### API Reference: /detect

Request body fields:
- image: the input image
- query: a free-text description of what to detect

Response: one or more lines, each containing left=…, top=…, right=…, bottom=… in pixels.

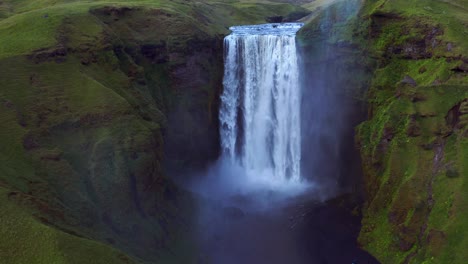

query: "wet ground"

left=195, top=192, right=380, bottom=264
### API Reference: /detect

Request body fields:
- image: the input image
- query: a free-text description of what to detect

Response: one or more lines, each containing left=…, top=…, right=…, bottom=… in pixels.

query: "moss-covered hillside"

left=356, top=0, right=468, bottom=263
left=0, top=0, right=309, bottom=263
left=298, top=0, right=467, bottom=262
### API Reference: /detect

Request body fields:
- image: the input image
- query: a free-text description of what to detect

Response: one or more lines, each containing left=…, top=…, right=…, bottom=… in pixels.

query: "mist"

left=299, top=0, right=367, bottom=199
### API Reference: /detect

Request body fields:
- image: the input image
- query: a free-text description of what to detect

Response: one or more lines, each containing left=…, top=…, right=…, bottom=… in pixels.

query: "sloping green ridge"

left=0, top=0, right=305, bottom=58
left=0, top=185, right=136, bottom=263
left=0, top=54, right=152, bottom=263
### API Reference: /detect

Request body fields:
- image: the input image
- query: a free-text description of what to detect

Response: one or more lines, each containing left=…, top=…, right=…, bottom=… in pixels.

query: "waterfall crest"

left=220, top=23, right=303, bottom=185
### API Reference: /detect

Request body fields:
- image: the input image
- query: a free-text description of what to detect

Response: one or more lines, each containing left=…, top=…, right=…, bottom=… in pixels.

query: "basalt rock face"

left=90, top=6, right=224, bottom=177
left=355, top=1, right=468, bottom=263
left=0, top=1, right=308, bottom=262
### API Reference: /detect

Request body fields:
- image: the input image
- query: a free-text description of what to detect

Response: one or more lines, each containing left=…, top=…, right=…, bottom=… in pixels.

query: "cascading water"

left=219, top=23, right=304, bottom=189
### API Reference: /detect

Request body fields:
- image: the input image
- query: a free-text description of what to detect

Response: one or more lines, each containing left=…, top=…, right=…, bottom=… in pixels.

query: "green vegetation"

left=0, top=186, right=136, bottom=263
left=355, top=0, right=468, bottom=263
left=0, top=0, right=308, bottom=59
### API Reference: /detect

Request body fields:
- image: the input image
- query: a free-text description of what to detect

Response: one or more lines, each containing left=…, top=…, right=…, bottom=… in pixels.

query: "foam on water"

left=229, top=23, right=304, bottom=35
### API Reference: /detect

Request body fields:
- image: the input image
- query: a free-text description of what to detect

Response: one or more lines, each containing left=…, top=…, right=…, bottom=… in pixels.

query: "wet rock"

left=266, top=16, right=284, bottom=23
left=401, top=75, right=417, bottom=87
left=380, top=127, right=395, bottom=146
left=451, top=62, right=468, bottom=73
left=80, top=57, right=90, bottom=65
left=23, top=134, right=39, bottom=150
left=421, top=142, right=435, bottom=150
left=140, top=42, right=168, bottom=63
left=283, top=10, right=311, bottom=22
left=447, top=42, right=453, bottom=52
left=28, top=46, right=68, bottom=64
left=398, top=239, right=414, bottom=252
left=381, top=23, right=443, bottom=59
left=446, top=99, right=468, bottom=129
left=407, top=117, right=421, bottom=137
left=411, top=92, right=427, bottom=102
left=40, top=150, right=63, bottom=161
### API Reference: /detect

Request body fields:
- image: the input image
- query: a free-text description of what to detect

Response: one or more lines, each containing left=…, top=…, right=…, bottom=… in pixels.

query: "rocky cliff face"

left=355, top=1, right=468, bottom=263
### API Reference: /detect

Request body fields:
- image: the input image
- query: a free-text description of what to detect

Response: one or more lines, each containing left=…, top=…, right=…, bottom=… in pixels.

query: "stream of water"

left=220, top=23, right=304, bottom=188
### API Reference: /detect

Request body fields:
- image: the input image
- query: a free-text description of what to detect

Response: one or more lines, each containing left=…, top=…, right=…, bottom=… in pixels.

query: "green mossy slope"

left=0, top=186, right=136, bottom=263
left=356, top=0, right=468, bottom=263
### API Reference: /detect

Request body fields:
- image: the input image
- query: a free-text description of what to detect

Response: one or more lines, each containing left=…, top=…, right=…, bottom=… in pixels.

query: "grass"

left=426, top=131, right=468, bottom=263
left=0, top=10, right=59, bottom=58
left=381, top=0, right=468, bottom=53
left=355, top=0, right=468, bottom=262
left=0, top=95, right=34, bottom=193
left=362, top=0, right=468, bottom=55
left=359, top=81, right=467, bottom=263
left=0, top=186, right=137, bottom=264
left=0, top=51, right=160, bottom=262
left=0, top=0, right=308, bottom=59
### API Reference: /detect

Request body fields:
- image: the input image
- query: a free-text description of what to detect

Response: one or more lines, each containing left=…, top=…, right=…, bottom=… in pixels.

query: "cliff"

left=298, top=0, right=467, bottom=263
left=0, top=0, right=307, bottom=262
left=355, top=1, right=468, bottom=263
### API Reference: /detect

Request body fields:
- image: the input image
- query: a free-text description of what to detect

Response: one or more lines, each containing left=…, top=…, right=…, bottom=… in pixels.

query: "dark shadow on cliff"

left=297, top=0, right=372, bottom=201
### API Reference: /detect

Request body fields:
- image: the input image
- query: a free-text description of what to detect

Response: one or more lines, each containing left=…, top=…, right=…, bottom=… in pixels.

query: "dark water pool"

left=195, top=193, right=380, bottom=264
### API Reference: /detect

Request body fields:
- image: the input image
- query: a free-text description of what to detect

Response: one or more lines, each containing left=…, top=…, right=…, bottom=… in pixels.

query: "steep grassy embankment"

left=0, top=0, right=309, bottom=262
left=298, top=0, right=467, bottom=262
left=356, top=0, right=468, bottom=263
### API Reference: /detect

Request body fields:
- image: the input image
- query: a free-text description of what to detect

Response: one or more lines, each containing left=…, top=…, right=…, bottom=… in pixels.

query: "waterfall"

left=219, top=23, right=303, bottom=185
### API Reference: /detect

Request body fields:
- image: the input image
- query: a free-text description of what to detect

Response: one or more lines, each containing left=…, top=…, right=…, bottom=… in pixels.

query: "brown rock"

left=451, top=63, right=468, bottom=73
left=447, top=42, right=453, bottom=52
left=3, top=100, right=13, bottom=109
left=401, top=75, right=417, bottom=87
left=407, top=115, right=421, bottom=137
